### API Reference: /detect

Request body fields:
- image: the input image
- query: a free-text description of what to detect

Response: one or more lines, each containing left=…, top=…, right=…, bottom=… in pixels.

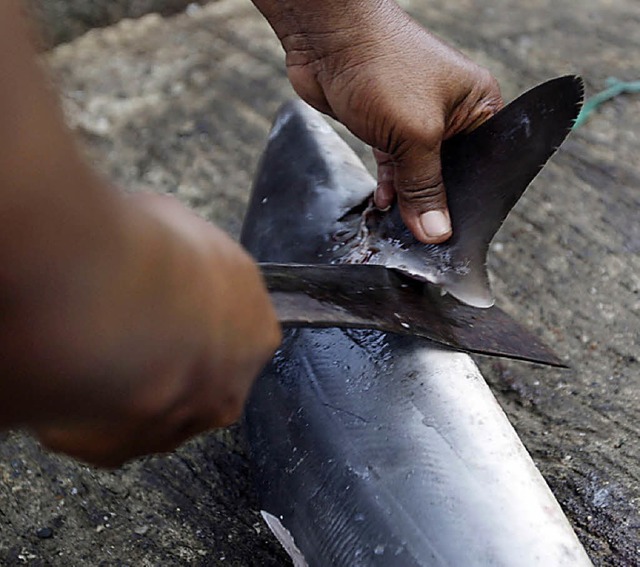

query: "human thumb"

left=394, top=142, right=452, bottom=244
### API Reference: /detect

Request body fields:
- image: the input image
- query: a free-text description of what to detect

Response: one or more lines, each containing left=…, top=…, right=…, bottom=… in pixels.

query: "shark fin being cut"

left=351, top=75, right=584, bottom=307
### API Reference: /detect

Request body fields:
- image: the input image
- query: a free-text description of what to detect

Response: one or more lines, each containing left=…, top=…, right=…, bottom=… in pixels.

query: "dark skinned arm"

left=252, top=0, right=503, bottom=242
left=0, top=1, right=280, bottom=466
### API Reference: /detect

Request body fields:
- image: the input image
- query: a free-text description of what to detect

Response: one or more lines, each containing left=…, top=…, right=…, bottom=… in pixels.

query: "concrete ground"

left=0, top=0, right=638, bottom=565
left=26, top=0, right=207, bottom=47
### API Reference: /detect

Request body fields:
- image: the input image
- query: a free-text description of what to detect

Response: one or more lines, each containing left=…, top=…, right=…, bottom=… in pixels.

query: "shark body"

left=241, top=77, right=592, bottom=566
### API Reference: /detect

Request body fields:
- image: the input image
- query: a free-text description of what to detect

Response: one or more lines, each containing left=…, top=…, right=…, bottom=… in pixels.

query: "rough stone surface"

left=27, top=0, right=208, bottom=47
left=0, top=0, right=638, bottom=565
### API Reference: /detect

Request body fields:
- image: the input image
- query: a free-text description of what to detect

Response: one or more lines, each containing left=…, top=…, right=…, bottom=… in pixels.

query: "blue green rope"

left=573, top=78, right=640, bottom=129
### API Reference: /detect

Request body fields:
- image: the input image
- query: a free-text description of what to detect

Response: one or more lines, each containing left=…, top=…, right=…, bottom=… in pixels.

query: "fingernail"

left=420, top=210, right=451, bottom=239
left=375, top=184, right=394, bottom=210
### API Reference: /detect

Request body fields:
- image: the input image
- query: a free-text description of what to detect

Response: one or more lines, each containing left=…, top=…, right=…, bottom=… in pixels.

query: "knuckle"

left=399, top=122, right=444, bottom=155
left=467, top=68, right=504, bottom=117
left=478, top=67, right=503, bottom=102
left=401, top=191, right=445, bottom=210
left=444, top=65, right=504, bottom=136
left=397, top=179, right=445, bottom=209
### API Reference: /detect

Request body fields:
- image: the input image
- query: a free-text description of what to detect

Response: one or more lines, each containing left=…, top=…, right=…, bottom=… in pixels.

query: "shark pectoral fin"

left=439, top=75, right=584, bottom=304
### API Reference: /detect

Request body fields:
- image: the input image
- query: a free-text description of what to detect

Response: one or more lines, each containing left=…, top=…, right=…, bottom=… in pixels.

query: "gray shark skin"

left=241, top=77, right=592, bottom=566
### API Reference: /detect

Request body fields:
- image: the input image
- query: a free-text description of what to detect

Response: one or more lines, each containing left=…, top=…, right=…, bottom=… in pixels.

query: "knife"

left=260, top=262, right=565, bottom=367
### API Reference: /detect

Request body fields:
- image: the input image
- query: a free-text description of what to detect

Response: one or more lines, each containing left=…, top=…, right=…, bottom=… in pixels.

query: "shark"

left=240, top=76, right=593, bottom=566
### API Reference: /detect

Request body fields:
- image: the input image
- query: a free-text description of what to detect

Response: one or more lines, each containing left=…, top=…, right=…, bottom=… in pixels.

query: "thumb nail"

left=420, top=210, right=451, bottom=239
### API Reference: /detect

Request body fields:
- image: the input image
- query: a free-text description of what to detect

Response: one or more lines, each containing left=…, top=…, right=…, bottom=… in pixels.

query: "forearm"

left=252, top=0, right=394, bottom=30
left=251, top=0, right=407, bottom=59
left=0, top=2, right=194, bottom=427
left=0, top=2, right=127, bottom=294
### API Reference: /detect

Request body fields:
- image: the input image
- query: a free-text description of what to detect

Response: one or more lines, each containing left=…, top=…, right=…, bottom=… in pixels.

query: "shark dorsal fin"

left=365, top=75, right=584, bottom=307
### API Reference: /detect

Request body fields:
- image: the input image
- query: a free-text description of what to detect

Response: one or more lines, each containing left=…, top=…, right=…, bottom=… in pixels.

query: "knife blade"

left=260, top=262, right=565, bottom=367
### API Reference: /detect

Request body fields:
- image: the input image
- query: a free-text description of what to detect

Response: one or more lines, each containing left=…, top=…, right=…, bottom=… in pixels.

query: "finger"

left=373, top=149, right=395, bottom=210
left=395, top=143, right=452, bottom=244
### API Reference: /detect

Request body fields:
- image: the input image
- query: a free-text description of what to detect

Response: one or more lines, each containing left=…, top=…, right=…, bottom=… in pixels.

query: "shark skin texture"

left=241, top=77, right=593, bottom=566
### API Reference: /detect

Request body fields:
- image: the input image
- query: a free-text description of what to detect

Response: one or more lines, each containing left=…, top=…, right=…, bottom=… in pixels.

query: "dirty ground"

left=0, top=0, right=638, bottom=565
